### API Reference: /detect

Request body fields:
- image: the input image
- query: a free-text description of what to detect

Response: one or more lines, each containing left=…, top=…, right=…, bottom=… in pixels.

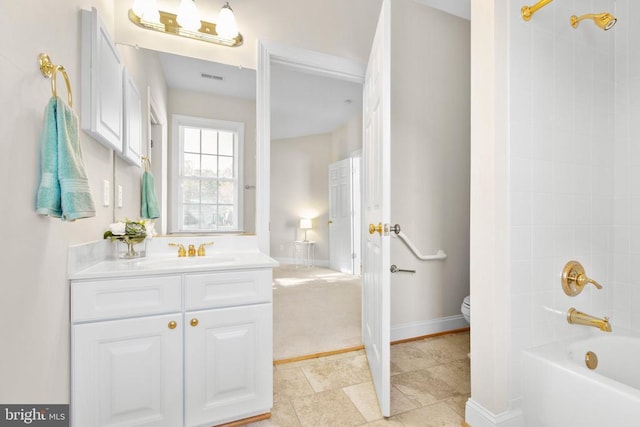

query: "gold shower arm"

left=521, top=0, right=553, bottom=21
left=570, top=12, right=617, bottom=31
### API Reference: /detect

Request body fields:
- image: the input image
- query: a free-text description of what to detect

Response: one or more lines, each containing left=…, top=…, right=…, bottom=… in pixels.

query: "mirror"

left=116, top=45, right=257, bottom=235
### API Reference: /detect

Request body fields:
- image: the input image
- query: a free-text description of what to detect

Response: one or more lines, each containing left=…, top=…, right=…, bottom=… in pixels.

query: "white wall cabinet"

left=121, top=69, right=143, bottom=166
left=71, top=269, right=273, bottom=427
left=81, top=7, right=124, bottom=152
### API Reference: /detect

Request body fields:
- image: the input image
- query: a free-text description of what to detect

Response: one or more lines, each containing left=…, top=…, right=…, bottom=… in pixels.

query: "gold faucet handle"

left=168, top=243, right=186, bottom=257
left=562, top=261, right=603, bottom=296
left=188, top=244, right=196, bottom=257
left=197, top=242, right=214, bottom=256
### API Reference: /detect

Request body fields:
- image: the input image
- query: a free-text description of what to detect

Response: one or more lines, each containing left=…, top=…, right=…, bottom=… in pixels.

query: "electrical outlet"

left=117, top=185, right=123, bottom=208
left=102, top=180, right=110, bottom=207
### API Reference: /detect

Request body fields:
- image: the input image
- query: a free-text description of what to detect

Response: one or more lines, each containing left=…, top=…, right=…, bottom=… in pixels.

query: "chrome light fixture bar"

left=128, top=6, right=243, bottom=48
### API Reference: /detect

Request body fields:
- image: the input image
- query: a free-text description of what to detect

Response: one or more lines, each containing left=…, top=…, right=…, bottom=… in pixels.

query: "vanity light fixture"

left=521, top=0, right=553, bottom=21
left=570, top=12, right=617, bottom=31
left=128, top=0, right=243, bottom=47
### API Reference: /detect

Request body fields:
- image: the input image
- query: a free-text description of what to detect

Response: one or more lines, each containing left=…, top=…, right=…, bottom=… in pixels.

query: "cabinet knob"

left=190, top=318, right=199, bottom=327
left=168, top=321, right=177, bottom=330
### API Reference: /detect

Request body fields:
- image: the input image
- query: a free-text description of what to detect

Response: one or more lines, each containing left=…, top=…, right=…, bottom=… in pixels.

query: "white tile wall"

left=508, top=0, right=617, bottom=403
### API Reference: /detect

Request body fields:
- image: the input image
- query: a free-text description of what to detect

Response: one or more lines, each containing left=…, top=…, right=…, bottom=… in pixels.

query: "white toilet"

left=461, top=295, right=471, bottom=324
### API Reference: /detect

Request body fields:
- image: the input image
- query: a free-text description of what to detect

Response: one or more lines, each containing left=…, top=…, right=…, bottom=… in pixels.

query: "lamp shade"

left=299, top=218, right=312, bottom=230
left=216, top=2, right=239, bottom=39
left=177, top=0, right=201, bottom=31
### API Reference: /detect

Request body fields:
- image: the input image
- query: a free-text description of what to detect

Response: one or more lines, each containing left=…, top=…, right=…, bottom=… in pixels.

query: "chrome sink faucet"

left=567, top=307, right=612, bottom=332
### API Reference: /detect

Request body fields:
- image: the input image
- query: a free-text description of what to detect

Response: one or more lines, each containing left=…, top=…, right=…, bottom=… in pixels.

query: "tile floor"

left=250, top=331, right=470, bottom=427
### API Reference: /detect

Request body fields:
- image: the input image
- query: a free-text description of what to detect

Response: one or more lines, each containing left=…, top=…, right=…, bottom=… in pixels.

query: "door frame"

left=255, top=41, right=366, bottom=254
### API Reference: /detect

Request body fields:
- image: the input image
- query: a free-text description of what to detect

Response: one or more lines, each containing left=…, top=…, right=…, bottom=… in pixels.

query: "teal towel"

left=36, top=97, right=95, bottom=221
left=141, top=171, right=160, bottom=219
left=36, top=98, right=62, bottom=217
left=57, top=97, right=95, bottom=220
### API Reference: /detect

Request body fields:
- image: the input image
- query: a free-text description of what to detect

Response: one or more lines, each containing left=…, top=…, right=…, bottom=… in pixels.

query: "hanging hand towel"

left=36, top=98, right=62, bottom=217
left=56, top=97, right=96, bottom=220
left=141, top=170, right=160, bottom=219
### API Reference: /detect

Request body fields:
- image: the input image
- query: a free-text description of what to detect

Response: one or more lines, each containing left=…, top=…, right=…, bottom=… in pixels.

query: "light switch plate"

left=102, top=180, right=110, bottom=207
left=117, top=185, right=123, bottom=208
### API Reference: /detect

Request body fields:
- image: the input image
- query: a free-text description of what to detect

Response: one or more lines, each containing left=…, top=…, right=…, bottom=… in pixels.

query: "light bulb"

left=132, top=0, right=160, bottom=23
left=177, top=0, right=201, bottom=31
left=216, top=2, right=238, bottom=39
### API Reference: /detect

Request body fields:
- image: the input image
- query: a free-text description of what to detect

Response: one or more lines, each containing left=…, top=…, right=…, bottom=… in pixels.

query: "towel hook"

left=141, top=156, right=151, bottom=172
left=38, top=53, right=73, bottom=107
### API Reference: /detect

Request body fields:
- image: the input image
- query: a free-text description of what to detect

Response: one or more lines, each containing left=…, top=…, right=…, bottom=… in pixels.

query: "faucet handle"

left=168, top=243, right=186, bottom=257
left=188, top=244, right=196, bottom=257
left=197, top=242, right=214, bottom=256
left=562, top=261, right=603, bottom=296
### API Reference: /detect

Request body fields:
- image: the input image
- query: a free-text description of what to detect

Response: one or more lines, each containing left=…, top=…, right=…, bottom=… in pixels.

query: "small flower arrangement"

left=104, top=219, right=156, bottom=258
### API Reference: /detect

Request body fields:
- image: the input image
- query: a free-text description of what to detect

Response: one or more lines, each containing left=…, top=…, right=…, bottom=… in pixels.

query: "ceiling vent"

left=201, top=73, right=224, bottom=81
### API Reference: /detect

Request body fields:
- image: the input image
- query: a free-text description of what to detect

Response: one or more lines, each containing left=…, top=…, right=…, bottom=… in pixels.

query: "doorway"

left=264, top=45, right=366, bottom=361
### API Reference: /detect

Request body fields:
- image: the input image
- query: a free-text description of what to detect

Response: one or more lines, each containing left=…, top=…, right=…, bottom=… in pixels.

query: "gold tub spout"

left=567, top=308, right=612, bottom=332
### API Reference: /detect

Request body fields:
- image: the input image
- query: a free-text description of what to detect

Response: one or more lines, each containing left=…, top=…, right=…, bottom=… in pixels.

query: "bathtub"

left=522, top=330, right=640, bottom=426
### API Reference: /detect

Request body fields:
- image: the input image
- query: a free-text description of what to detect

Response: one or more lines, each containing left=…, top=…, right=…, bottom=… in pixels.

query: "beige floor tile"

left=442, top=394, right=469, bottom=418
left=248, top=400, right=301, bottom=427
left=361, top=418, right=405, bottom=426
left=390, top=385, right=419, bottom=416
left=410, top=334, right=469, bottom=365
left=274, top=367, right=315, bottom=401
left=427, top=360, right=470, bottom=395
left=301, top=354, right=372, bottom=392
left=343, top=382, right=382, bottom=422
left=390, top=343, right=442, bottom=373
left=291, top=389, right=366, bottom=427
left=391, top=369, right=458, bottom=407
left=393, top=402, right=463, bottom=426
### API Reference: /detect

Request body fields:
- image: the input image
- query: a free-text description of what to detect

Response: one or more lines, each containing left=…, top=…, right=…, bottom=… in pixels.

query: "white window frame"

left=170, top=115, right=244, bottom=233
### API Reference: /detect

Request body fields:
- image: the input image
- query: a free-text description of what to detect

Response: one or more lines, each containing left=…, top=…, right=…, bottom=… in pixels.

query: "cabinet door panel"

left=72, top=314, right=182, bottom=427
left=185, top=304, right=272, bottom=427
left=80, top=7, right=123, bottom=151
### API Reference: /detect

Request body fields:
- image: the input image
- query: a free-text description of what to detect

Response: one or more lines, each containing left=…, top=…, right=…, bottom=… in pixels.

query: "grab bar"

left=390, top=224, right=447, bottom=261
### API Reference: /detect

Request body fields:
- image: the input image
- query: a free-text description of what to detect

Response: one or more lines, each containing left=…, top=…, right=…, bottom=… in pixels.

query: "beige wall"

left=331, top=113, right=363, bottom=162
left=389, top=0, right=470, bottom=332
left=0, top=0, right=114, bottom=403
left=270, top=133, right=333, bottom=263
left=167, top=89, right=257, bottom=233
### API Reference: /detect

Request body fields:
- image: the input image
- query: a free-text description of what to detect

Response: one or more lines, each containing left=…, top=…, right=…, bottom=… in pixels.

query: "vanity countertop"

left=69, top=250, right=279, bottom=280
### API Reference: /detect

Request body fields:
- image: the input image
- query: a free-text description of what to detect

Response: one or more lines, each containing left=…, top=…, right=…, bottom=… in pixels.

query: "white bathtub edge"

left=465, top=398, right=524, bottom=427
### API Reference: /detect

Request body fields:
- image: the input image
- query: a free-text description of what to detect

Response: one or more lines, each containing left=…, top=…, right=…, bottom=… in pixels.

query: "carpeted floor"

left=273, top=264, right=362, bottom=361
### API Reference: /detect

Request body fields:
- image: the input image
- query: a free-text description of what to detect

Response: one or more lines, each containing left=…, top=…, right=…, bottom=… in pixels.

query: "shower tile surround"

left=507, top=0, right=640, bottom=408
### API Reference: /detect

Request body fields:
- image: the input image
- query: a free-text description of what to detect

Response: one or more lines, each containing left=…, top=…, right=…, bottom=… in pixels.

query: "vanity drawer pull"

left=168, top=321, right=177, bottom=330
left=190, top=318, right=199, bottom=327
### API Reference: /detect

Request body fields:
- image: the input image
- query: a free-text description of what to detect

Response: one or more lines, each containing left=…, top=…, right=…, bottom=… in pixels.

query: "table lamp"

left=300, top=218, right=312, bottom=241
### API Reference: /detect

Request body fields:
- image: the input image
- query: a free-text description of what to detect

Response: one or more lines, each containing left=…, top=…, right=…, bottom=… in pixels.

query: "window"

left=172, top=115, right=244, bottom=232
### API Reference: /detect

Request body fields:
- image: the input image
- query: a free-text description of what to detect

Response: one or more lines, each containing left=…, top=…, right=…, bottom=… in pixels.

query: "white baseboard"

left=390, top=315, right=469, bottom=341
left=465, top=398, right=524, bottom=427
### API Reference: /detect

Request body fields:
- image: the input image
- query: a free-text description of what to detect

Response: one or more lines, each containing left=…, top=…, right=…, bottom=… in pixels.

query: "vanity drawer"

left=71, top=275, right=182, bottom=322
left=185, top=269, right=272, bottom=310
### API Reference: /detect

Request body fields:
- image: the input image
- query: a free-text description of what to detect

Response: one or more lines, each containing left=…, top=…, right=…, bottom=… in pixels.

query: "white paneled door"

left=362, top=0, right=391, bottom=417
left=329, top=158, right=354, bottom=274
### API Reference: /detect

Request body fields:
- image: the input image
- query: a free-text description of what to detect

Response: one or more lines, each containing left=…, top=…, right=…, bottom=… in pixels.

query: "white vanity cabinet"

left=183, top=271, right=273, bottom=427
left=71, top=267, right=273, bottom=427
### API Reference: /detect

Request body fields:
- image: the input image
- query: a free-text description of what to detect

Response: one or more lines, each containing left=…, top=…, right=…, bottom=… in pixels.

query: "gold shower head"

left=570, top=12, right=617, bottom=31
